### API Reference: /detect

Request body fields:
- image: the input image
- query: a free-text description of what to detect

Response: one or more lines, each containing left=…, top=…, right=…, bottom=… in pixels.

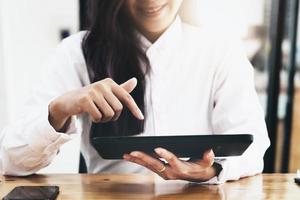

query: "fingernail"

left=138, top=110, right=144, bottom=120
left=129, top=78, right=138, bottom=87
left=132, top=77, right=137, bottom=83
left=155, top=148, right=162, bottom=155
left=130, top=152, right=139, bottom=157
left=123, top=154, right=130, bottom=159
left=208, top=149, right=214, bottom=158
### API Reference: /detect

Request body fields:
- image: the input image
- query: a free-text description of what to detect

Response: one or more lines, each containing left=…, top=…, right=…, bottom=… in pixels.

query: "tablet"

left=91, top=134, right=253, bottom=159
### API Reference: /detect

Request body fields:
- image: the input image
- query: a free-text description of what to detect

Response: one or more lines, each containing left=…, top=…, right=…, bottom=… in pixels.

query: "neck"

left=140, top=28, right=167, bottom=43
left=135, top=17, right=178, bottom=43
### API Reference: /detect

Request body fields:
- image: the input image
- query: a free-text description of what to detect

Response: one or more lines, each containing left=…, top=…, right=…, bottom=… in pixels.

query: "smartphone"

left=2, top=186, right=59, bottom=200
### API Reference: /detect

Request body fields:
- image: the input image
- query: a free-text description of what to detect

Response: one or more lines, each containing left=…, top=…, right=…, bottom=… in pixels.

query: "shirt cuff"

left=64, top=115, right=78, bottom=134
left=26, top=108, right=78, bottom=156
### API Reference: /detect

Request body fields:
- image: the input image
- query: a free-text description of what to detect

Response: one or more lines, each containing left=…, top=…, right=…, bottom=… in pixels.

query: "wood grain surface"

left=1, top=174, right=300, bottom=199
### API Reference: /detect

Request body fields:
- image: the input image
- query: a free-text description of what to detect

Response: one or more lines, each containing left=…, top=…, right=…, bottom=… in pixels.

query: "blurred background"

left=0, top=0, right=299, bottom=174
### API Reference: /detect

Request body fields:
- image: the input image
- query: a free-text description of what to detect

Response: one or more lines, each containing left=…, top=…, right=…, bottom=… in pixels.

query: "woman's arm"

left=123, top=37, right=270, bottom=184
left=211, top=38, right=270, bottom=183
left=0, top=36, right=83, bottom=176
left=0, top=33, right=144, bottom=176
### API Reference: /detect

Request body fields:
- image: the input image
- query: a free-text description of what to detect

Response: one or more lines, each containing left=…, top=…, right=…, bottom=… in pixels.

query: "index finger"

left=155, top=148, right=183, bottom=170
left=110, top=84, right=144, bottom=120
left=129, top=151, right=166, bottom=172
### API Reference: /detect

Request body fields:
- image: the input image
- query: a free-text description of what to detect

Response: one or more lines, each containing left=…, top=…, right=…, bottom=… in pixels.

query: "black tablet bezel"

left=91, top=134, right=253, bottom=159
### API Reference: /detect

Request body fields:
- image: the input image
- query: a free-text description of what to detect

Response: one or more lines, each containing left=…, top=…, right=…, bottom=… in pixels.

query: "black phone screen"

left=2, top=186, right=59, bottom=200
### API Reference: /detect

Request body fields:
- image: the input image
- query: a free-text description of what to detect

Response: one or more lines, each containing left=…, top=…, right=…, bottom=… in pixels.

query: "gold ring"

left=158, top=165, right=166, bottom=173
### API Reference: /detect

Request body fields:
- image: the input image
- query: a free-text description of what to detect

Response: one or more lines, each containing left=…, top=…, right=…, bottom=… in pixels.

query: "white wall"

left=1, top=0, right=79, bottom=121
left=0, top=0, right=8, bottom=130
left=180, top=0, right=264, bottom=38
left=0, top=0, right=80, bottom=173
left=0, top=5, right=7, bottom=130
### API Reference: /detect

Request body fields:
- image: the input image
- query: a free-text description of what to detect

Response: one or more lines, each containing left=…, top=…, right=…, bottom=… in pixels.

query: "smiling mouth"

left=138, top=3, right=167, bottom=17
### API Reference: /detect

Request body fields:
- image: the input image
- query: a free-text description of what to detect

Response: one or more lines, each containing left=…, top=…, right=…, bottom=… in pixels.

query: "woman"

left=0, top=0, right=269, bottom=184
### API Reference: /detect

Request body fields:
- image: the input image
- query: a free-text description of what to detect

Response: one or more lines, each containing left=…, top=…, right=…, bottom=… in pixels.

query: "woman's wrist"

left=199, top=163, right=222, bottom=182
left=48, top=100, right=70, bottom=132
left=202, top=166, right=218, bottom=181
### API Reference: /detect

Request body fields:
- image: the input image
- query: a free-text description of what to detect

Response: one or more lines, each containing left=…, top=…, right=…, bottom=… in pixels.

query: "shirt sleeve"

left=0, top=35, right=86, bottom=176
left=205, top=38, right=270, bottom=184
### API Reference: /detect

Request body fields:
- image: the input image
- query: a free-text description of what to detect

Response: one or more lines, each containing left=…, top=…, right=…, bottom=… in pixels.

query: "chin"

left=141, top=15, right=175, bottom=31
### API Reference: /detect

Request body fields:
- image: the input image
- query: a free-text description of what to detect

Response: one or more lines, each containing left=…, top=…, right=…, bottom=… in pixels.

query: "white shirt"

left=0, top=17, right=270, bottom=184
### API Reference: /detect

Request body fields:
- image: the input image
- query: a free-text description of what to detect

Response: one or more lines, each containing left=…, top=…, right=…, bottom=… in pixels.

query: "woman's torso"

left=64, top=18, right=231, bottom=174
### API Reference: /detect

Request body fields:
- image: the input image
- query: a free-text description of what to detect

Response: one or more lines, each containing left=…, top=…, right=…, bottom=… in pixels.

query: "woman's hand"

left=123, top=148, right=217, bottom=182
left=48, top=78, right=144, bottom=132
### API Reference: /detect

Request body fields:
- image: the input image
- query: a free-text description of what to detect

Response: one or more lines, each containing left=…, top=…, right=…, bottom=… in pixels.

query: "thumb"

left=203, top=149, right=215, bottom=167
left=195, top=149, right=215, bottom=168
left=120, top=77, right=138, bottom=93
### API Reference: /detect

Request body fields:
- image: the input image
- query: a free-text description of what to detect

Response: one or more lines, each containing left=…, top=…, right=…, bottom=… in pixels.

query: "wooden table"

left=0, top=174, right=299, bottom=199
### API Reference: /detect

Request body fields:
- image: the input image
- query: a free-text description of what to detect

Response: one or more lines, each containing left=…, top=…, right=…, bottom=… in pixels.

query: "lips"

left=138, top=3, right=167, bottom=17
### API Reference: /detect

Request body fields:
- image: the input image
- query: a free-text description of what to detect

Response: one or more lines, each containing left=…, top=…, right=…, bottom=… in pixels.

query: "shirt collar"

left=138, top=16, right=183, bottom=55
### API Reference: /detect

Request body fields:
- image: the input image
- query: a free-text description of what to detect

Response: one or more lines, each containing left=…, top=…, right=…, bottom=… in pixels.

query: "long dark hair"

left=82, top=0, right=150, bottom=137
